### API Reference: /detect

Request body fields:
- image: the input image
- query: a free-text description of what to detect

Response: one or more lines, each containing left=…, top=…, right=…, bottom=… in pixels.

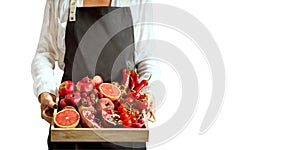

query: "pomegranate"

left=96, top=98, right=114, bottom=113
left=78, top=105, right=100, bottom=128
left=92, top=75, right=103, bottom=89
left=101, top=109, right=118, bottom=127
left=76, top=77, right=94, bottom=92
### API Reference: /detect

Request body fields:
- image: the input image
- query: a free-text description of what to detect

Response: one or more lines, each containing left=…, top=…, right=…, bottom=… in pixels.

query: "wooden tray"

left=50, top=125, right=149, bottom=142
left=48, top=98, right=149, bottom=142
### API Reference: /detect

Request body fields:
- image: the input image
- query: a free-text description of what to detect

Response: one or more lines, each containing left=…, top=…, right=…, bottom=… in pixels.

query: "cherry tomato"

left=132, top=109, right=140, bottom=117
left=131, top=115, right=138, bottom=123
left=138, top=118, right=145, bottom=125
left=118, top=104, right=128, bottom=113
left=131, top=123, right=143, bottom=128
left=120, top=113, right=130, bottom=121
left=123, top=119, right=132, bottom=127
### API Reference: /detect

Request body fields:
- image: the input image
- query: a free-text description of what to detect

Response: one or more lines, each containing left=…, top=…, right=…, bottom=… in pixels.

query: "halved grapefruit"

left=99, top=83, right=121, bottom=101
left=54, top=107, right=80, bottom=128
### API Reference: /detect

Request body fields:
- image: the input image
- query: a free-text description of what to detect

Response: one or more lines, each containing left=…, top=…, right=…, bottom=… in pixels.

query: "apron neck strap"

left=69, top=0, right=77, bottom=22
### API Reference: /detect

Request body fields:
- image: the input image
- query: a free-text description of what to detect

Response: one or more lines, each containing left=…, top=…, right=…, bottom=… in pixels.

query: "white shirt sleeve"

left=31, top=0, right=59, bottom=98
left=130, top=0, right=161, bottom=84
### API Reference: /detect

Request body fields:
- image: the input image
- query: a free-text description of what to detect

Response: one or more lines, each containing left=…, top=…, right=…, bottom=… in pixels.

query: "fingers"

left=39, top=92, right=56, bottom=108
left=40, top=104, right=53, bottom=123
left=39, top=92, right=56, bottom=124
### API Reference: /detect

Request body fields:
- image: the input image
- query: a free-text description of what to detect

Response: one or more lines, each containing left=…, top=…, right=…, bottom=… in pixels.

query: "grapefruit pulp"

left=99, top=83, right=121, bottom=101
left=54, top=107, right=80, bottom=128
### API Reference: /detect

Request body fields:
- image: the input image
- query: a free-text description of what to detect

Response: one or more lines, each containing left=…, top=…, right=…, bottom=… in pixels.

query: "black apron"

left=48, top=4, right=146, bottom=150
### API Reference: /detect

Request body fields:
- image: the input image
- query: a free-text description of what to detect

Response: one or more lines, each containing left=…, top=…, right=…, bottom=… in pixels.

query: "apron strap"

left=69, top=0, right=77, bottom=22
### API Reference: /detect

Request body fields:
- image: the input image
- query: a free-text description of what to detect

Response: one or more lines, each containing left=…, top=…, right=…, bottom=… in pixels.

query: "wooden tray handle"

left=42, top=106, right=54, bottom=123
left=146, top=108, right=156, bottom=123
left=42, top=97, right=59, bottom=123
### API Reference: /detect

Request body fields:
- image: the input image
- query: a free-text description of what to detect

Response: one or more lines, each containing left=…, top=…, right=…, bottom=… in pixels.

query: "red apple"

left=65, top=93, right=81, bottom=107
left=58, top=80, right=74, bottom=97
left=59, top=98, right=68, bottom=109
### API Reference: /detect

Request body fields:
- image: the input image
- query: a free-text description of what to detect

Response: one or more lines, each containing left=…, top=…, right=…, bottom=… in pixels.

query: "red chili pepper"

left=122, top=68, right=130, bottom=88
left=139, top=94, right=146, bottom=100
left=129, top=69, right=137, bottom=90
left=133, top=80, right=148, bottom=94
left=131, top=74, right=152, bottom=99
left=130, top=70, right=135, bottom=77
left=133, top=73, right=139, bottom=85
left=130, top=91, right=141, bottom=99
left=129, top=76, right=135, bottom=91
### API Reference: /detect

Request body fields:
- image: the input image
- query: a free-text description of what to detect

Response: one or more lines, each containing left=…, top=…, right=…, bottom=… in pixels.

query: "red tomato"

left=132, top=109, right=140, bottom=117
left=118, top=104, right=128, bottom=114
left=58, top=80, right=75, bottom=97
left=123, top=119, right=132, bottom=127
left=120, top=113, right=130, bottom=121
left=138, top=118, right=145, bottom=125
left=130, top=115, right=138, bottom=123
left=131, top=123, right=143, bottom=128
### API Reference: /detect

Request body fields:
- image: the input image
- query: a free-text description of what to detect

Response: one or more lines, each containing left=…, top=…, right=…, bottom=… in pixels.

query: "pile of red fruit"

left=56, top=68, right=151, bottom=128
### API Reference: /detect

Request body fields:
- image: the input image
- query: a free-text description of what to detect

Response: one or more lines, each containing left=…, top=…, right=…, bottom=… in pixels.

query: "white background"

left=0, top=0, right=299, bottom=149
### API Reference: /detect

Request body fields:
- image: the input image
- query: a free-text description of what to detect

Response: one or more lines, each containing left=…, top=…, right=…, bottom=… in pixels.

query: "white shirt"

left=31, top=0, right=157, bottom=98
